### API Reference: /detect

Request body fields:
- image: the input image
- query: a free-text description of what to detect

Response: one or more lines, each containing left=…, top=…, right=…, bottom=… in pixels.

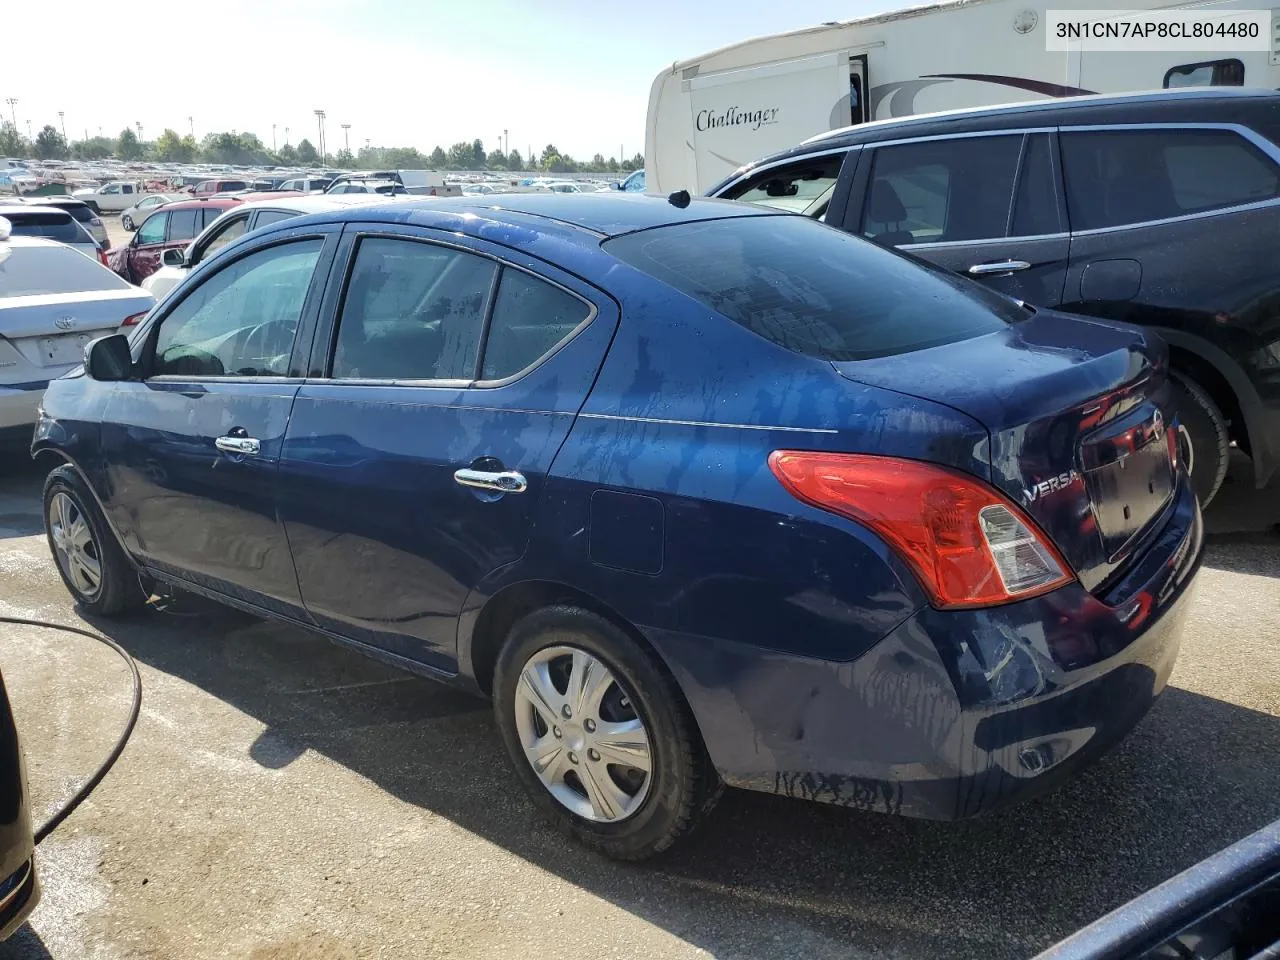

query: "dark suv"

left=710, top=87, right=1280, bottom=504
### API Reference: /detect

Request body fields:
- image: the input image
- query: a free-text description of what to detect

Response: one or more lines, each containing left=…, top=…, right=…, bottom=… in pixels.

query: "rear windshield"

left=0, top=244, right=130, bottom=296
left=604, top=215, right=1023, bottom=361
left=3, top=212, right=86, bottom=244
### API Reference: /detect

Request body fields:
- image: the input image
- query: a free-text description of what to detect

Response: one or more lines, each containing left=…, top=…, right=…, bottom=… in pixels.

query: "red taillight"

left=97, top=249, right=109, bottom=267
left=121, top=312, right=147, bottom=327
left=1166, top=419, right=1179, bottom=471
left=768, top=451, right=1074, bottom=609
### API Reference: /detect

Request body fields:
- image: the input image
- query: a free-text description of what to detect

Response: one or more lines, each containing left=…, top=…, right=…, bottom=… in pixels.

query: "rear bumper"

left=653, top=475, right=1204, bottom=819
left=0, top=387, right=43, bottom=441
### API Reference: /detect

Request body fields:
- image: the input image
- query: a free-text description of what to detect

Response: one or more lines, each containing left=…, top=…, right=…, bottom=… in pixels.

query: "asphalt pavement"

left=0, top=452, right=1276, bottom=960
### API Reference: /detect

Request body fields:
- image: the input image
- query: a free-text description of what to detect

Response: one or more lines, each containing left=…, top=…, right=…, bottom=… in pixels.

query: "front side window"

left=606, top=215, right=1020, bottom=362
left=101, top=185, right=120, bottom=195
left=480, top=269, right=591, bottom=380
left=152, top=239, right=323, bottom=378
left=862, top=135, right=1022, bottom=245
left=167, top=208, right=200, bottom=241
left=331, top=237, right=495, bottom=381
left=1060, top=128, right=1280, bottom=230
left=722, top=153, right=844, bottom=218
left=1164, top=59, right=1244, bottom=87
left=1010, top=133, right=1063, bottom=237
left=136, top=212, right=168, bottom=245
left=197, top=214, right=249, bottom=262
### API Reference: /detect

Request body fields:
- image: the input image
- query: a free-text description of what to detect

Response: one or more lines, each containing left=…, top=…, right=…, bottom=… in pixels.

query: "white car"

left=142, top=193, right=395, bottom=300
left=277, top=177, right=333, bottom=193
left=71, top=181, right=144, bottom=214
left=541, top=180, right=586, bottom=193
left=0, top=204, right=103, bottom=264
left=0, top=217, right=155, bottom=453
left=121, top=194, right=182, bottom=232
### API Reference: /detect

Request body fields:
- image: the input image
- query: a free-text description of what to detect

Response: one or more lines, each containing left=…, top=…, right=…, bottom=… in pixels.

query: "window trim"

left=316, top=230, right=599, bottom=390
left=193, top=211, right=251, bottom=264
left=1058, top=122, right=1280, bottom=236
left=1163, top=58, right=1245, bottom=89
left=139, top=232, right=334, bottom=384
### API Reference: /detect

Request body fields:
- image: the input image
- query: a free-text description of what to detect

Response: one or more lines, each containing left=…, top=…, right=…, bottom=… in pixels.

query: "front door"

left=845, top=132, right=1071, bottom=307
left=125, top=211, right=170, bottom=283
left=277, top=227, right=617, bottom=670
left=100, top=229, right=338, bottom=616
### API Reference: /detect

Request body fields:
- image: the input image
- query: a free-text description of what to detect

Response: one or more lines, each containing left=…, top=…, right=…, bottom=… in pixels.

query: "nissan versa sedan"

left=33, top=194, right=1204, bottom=860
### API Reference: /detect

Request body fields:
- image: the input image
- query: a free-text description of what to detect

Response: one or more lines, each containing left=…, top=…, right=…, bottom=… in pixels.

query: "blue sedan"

left=33, top=194, right=1204, bottom=859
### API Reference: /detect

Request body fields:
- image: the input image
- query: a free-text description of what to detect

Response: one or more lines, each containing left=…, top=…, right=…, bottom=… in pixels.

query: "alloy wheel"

left=48, top=492, right=102, bottom=597
left=513, top=645, right=652, bottom=822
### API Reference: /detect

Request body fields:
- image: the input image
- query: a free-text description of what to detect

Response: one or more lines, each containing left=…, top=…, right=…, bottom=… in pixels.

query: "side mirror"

left=610, top=181, right=622, bottom=190
left=162, top=248, right=186, bottom=268
left=85, top=335, right=133, bottom=382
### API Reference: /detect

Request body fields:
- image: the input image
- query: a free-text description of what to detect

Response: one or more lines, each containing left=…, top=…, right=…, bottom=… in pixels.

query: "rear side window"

left=861, top=135, right=1022, bottom=245
left=0, top=245, right=129, bottom=296
left=167, top=208, right=200, bottom=240
left=605, top=216, right=1020, bottom=362
left=1060, top=128, right=1280, bottom=230
left=1164, top=59, right=1244, bottom=87
left=480, top=270, right=591, bottom=380
left=4, top=212, right=83, bottom=244
left=201, top=206, right=228, bottom=228
left=254, top=210, right=299, bottom=228
left=331, top=237, right=496, bottom=380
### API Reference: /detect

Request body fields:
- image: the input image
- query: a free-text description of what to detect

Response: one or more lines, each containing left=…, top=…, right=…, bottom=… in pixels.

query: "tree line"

left=0, top=123, right=643, bottom=174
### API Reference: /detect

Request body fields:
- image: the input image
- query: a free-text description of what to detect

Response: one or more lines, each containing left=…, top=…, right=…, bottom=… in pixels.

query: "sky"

left=2, top=0, right=899, bottom=161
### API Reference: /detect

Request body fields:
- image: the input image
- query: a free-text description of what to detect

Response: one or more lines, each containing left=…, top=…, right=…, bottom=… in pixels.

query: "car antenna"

left=668, top=189, right=690, bottom=209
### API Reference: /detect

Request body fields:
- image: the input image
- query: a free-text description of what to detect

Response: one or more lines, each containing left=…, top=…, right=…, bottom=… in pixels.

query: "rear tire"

left=493, top=605, right=721, bottom=860
left=1170, top=372, right=1229, bottom=506
left=122, top=215, right=133, bottom=231
left=43, top=466, right=145, bottom=618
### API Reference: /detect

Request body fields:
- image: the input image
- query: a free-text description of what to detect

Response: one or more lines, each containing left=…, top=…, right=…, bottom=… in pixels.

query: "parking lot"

left=0, top=450, right=1275, bottom=960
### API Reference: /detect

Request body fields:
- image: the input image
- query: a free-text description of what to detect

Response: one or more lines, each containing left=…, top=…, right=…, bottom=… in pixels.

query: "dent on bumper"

left=651, top=478, right=1205, bottom=820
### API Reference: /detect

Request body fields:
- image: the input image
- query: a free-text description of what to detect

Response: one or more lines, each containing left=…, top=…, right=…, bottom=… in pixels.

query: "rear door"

left=100, top=227, right=339, bottom=616
left=842, top=131, right=1071, bottom=307
left=276, top=224, right=619, bottom=670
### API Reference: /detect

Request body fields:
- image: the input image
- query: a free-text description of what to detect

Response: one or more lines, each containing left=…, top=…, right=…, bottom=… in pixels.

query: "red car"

left=192, top=178, right=249, bottom=197
left=107, top=198, right=241, bottom=284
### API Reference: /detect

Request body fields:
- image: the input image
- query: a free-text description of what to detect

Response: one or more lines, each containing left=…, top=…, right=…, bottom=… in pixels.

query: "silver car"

left=0, top=204, right=102, bottom=263
left=0, top=217, right=155, bottom=452
left=120, top=194, right=182, bottom=232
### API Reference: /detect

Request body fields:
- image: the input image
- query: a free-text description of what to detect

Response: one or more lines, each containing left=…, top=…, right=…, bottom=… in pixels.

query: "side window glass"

left=136, top=213, right=168, bottom=245
left=102, top=185, right=120, bottom=195
left=862, top=136, right=1021, bottom=245
left=167, top=208, right=200, bottom=241
left=199, top=216, right=248, bottom=261
left=481, top=270, right=591, bottom=380
left=1010, top=134, right=1063, bottom=237
left=722, top=153, right=844, bottom=217
left=1060, top=129, right=1280, bottom=231
left=331, top=237, right=496, bottom=381
left=122, top=184, right=134, bottom=195
left=1164, top=59, right=1244, bottom=87
left=152, top=239, right=323, bottom=378
left=254, top=210, right=298, bottom=228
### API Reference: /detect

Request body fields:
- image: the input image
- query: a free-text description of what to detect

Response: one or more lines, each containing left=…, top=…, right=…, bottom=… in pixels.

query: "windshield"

left=0, top=243, right=130, bottom=296
left=604, top=215, right=1023, bottom=361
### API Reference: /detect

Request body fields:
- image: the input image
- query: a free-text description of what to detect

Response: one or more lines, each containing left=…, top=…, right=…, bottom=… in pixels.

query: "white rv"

left=646, top=0, right=1280, bottom=193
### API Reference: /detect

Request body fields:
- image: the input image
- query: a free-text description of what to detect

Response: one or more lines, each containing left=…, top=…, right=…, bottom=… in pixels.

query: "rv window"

left=720, top=153, right=844, bottom=218
left=1060, top=128, right=1280, bottom=231
left=1163, top=59, right=1244, bottom=88
left=861, top=135, right=1022, bottom=246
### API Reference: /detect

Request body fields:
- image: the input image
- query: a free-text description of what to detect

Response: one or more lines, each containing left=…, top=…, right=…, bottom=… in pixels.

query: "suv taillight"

left=768, top=451, right=1075, bottom=609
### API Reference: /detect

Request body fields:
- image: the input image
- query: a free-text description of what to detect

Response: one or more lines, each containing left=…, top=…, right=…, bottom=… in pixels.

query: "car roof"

left=0, top=204, right=72, bottom=218
left=163, top=197, right=243, bottom=210
left=369, top=192, right=780, bottom=239
left=231, top=194, right=399, bottom=215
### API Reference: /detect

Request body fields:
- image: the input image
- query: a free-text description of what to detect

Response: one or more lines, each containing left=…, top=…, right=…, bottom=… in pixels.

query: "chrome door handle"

left=215, top=436, right=261, bottom=455
left=453, top=468, right=528, bottom=494
left=968, top=260, right=1031, bottom=276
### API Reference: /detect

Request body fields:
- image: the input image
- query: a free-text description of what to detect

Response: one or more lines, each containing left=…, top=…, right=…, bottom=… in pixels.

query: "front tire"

left=493, top=605, right=721, bottom=860
left=1170, top=373, right=1229, bottom=505
left=43, top=466, right=145, bottom=617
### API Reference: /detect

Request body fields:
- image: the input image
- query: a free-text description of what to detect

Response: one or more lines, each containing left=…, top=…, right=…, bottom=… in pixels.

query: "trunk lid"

left=0, top=289, right=154, bottom=370
left=833, top=309, right=1177, bottom=591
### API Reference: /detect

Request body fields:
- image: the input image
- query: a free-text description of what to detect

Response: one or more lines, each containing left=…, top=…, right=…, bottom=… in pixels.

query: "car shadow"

left=0, top=923, right=55, bottom=959
left=82, top=595, right=1280, bottom=960
left=0, top=461, right=46, bottom=542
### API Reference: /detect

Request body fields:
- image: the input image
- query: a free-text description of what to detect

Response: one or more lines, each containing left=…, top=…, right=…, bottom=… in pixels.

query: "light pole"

left=3, top=98, right=16, bottom=129
left=272, top=124, right=277, bottom=152
left=188, top=116, right=194, bottom=138
left=135, top=121, right=143, bottom=143
left=285, top=126, right=290, bottom=147
left=314, top=109, right=326, bottom=165
left=25, top=120, right=31, bottom=140
left=341, top=123, right=350, bottom=155
left=57, top=111, right=66, bottom=141
left=504, top=129, right=508, bottom=156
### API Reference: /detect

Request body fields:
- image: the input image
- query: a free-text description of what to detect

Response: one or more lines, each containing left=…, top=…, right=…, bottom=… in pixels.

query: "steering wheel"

left=237, top=319, right=294, bottom=375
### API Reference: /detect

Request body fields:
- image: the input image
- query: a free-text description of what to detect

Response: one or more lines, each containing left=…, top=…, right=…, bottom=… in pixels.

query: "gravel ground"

left=0, top=453, right=1276, bottom=960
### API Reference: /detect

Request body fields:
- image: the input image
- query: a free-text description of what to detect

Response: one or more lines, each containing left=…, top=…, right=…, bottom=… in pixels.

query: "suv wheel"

left=493, top=605, right=721, bottom=860
left=1170, top=373, right=1229, bottom=505
left=43, top=466, right=145, bottom=617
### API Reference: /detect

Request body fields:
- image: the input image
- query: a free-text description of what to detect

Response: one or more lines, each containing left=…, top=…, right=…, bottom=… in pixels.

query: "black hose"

left=0, top=616, right=142, bottom=845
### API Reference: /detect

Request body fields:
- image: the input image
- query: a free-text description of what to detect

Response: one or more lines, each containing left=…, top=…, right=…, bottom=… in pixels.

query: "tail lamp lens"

left=97, top=249, right=109, bottom=267
left=121, top=312, right=147, bottom=327
left=768, top=451, right=1074, bottom=609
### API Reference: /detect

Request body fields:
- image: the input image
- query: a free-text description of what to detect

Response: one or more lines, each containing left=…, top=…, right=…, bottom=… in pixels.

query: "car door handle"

left=215, top=436, right=261, bottom=455
left=968, top=260, right=1031, bottom=276
left=453, top=468, right=528, bottom=494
